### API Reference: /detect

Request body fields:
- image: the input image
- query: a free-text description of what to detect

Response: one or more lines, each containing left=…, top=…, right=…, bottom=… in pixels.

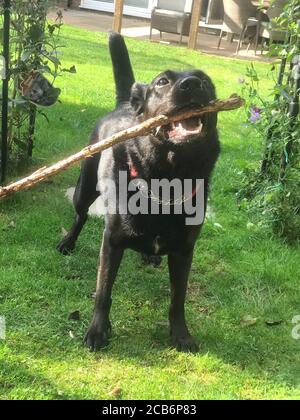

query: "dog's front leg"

left=168, top=250, right=199, bottom=353
left=84, top=229, right=124, bottom=352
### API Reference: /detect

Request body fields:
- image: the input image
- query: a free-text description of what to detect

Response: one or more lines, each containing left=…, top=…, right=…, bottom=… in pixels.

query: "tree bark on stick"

left=0, top=95, right=244, bottom=200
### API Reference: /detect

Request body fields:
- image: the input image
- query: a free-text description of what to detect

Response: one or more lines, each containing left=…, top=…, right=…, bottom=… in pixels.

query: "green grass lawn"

left=0, top=24, right=300, bottom=400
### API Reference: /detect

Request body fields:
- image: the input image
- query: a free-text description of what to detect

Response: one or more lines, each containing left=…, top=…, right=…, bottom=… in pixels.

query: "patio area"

left=49, top=7, right=273, bottom=62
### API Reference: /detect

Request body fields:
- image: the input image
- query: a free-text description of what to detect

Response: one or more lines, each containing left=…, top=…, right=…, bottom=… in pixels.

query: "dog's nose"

left=179, top=77, right=202, bottom=91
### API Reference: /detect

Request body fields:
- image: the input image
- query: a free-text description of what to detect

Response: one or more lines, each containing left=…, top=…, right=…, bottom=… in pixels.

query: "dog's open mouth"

left=156, top=115, right=207, bottom=141
left=168, top=116, right=204, bottom=140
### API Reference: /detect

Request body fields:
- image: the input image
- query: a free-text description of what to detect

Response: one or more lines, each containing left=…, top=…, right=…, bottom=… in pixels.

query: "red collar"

left=129, top=162, right=138, bottom=179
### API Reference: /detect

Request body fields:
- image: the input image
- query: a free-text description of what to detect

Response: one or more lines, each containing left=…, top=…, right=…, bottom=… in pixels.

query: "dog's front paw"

left=171, top=334, right=199, bottom=353
left=84, top=322, right=111, bottom=352
left=57, top=237, right=75, bottom=255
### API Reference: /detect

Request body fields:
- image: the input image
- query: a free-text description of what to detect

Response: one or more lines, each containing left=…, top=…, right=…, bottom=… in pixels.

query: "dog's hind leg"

left=57, top=154, right=100, bottom=255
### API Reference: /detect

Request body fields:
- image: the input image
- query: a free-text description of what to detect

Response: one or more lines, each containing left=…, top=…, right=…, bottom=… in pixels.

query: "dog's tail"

left=109, top=32, right=135, bottom=106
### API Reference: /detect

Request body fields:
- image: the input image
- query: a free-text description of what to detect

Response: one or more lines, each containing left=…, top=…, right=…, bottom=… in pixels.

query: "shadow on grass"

left=3, top=100, right=109, bottom=183
left=0, top=359, right=92, bottom=400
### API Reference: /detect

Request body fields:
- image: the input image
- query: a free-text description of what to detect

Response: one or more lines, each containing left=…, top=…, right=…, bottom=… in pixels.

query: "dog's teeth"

left=155, top=126, right=161, bottom=136
left=198, top=122, right=203, bottom=132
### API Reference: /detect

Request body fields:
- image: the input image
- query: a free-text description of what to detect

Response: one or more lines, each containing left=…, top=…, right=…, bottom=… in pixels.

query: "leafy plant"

left=0, top=0, right=75, bottom=166
left=238, top=0, right=300, bottom=243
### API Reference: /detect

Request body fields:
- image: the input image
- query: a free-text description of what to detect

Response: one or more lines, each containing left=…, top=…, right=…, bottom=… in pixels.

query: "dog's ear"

left=130, top=82, right=148, bottom=115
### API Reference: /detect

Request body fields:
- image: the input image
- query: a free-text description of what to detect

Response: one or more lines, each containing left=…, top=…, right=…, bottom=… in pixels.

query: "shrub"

left=238, top=0, right=300, bottom=243
left=0, top=0, right=75, bottom=172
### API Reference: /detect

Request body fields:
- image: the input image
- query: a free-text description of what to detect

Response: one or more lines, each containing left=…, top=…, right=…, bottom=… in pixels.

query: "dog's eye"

left=157, top=78, right=169, bottom=87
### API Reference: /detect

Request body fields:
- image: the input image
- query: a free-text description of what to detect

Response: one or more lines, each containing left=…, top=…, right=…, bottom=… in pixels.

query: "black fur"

left=110, top=32, right=135, bottom=106
left=58, top=33, right=220, bottom=353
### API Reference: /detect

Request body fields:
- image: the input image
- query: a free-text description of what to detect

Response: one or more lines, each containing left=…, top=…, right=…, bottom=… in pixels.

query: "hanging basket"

left=20, top=70, right=61, bottom=107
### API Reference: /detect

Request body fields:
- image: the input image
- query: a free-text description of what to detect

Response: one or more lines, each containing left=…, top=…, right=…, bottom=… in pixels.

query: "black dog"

left=58, top=33, right=220, bottom=352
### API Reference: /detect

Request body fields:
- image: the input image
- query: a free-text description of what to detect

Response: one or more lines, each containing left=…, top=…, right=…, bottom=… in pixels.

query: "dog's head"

left=131, top=70, right=217, bottom=144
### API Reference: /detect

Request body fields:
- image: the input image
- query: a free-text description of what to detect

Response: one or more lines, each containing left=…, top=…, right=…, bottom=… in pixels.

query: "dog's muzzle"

left=154, top=113, right=208, bottom=142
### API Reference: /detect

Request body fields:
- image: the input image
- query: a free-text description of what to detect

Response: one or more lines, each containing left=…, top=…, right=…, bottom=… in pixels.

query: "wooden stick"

left=0, top=95, right=244, bottom=200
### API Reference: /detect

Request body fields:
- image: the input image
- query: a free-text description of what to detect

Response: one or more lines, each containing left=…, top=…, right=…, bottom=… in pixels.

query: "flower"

left=249, top=106, right=262, bottom=123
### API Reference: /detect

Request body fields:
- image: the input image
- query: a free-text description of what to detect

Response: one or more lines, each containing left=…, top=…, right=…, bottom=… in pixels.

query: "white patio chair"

left=150, top=0, right=192, bottom=44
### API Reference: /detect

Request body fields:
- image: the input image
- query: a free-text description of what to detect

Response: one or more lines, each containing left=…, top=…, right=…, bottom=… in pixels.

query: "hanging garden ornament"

left=20, top=70, right=61, bottom=106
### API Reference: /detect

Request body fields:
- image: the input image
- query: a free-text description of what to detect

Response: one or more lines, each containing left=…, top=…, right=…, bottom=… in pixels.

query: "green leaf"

left=28, top=25, right=44, bottom=42
left=62, top=65, right=77, bottom=74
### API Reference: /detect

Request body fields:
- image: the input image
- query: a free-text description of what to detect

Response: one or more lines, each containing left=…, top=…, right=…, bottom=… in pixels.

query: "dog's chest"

left=119, top=213, right=199, bottom=256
